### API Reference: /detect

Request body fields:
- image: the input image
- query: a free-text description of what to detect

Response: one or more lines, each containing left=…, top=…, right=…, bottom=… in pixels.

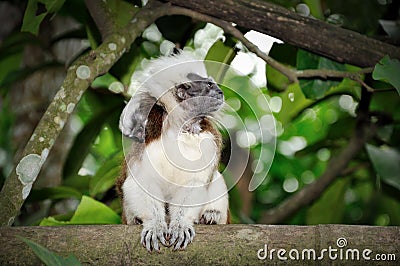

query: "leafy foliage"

left=22, top=0, right=66, bottom=35
left=297, top=49, right=346, bottom=99
left=0, top=0, right=399, bottom=230
left=40, top=196, right=121, bottom=225
left=372, top=56, right=400, bottom=94
left=366, top=144, right=400, bottom=192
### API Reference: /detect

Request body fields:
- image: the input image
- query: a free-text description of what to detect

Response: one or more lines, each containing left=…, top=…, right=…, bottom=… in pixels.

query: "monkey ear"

left=176, top=83, right=190, bottom=100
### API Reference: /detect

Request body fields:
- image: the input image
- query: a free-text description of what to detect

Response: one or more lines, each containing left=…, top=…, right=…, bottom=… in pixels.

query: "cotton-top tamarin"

left=116, top=50, right=229, bottom=252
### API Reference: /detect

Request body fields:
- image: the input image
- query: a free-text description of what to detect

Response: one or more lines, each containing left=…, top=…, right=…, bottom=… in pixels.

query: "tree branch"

left=0, top=0, right=389, bottom=226
left=161, top=5, right=375, bottom=91
left=0, top=1, right=171, bottom=226
left=85, top=0, right=118, bottom=40
left=1, top=225, right=399, bottom=264
left=167, top=0, right=400, bottom=67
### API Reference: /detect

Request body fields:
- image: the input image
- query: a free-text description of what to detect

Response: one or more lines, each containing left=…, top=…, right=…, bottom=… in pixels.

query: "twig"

left=163, top=5, right=375, bottom=91
left=165, top=5, right=298, bottom=82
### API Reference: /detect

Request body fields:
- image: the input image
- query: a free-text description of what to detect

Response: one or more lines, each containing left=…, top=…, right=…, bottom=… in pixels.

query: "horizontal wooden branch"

left=1, top=225, right=399, bottom=265
left=167, top=0, right=400, bottom=67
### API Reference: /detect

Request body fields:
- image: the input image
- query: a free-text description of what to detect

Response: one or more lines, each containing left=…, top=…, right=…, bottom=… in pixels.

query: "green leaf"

left=40, top=216, right=71, bottom=226
left=366, top=144, right=400, bottom=191
left=372, top=55, right=400, bottom=94
left=141, top=41, right=159, bottom=57
left=21, top=0, right=66, bottom=35
left=63, top=174, right=91, bottom=193
left=266, top=63, right=290, bottom=92
left=205, top=40, right=236, bottom=83
left=63, top=114, right=104, bottom=178
left=18, top=236, right=81, bottom=266
left=89, top=151, right=123, bottom=197
left=269, top=43, right=297, bottom=67
left=40, top=0, right=66, bottom=13
left=70, top=196, right=121, bottom=224
left=28, top=186, right=82, bottom=202
left=205, top=40, right=235, bottom=63
left=306, top=178, right=348, bottom=224
left=111, top=43, right=145, bottom=86
left=297, top=49, right=345, bottom=99
left=40, top=196, right=121, bottom=225
left=303, top=0, right=324, bottom=19
left=91, top=123, right=120, bottom=159
left=106, top=0, right=139, bottom=28
left=63, top=91, right=112, bottom=178
left=91, top=73, right=119, bottom=89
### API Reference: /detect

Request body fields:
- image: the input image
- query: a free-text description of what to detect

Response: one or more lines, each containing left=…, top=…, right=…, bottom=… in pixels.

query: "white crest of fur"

left=129, top=51, right=208, bottom=99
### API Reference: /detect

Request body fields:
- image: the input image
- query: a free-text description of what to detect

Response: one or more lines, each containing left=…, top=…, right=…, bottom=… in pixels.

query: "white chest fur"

left=141, top=129, right=218, bottom=187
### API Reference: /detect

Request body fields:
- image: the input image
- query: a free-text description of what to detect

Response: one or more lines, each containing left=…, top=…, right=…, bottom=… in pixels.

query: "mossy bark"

left=0, top=224, right=399, bottom=265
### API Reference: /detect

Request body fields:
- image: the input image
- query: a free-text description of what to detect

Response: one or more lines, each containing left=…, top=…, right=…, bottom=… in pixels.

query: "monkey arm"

left=199, top=171, right=230, bottom=224
left=119, top=90, right=156, bottom=142
left=122, top=175, right=169, bottom=252
left=168, top=181, right=208, bottom=250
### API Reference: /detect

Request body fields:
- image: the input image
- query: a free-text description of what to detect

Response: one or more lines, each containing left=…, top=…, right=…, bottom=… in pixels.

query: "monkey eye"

left=207, top=81, right=213, bottom=87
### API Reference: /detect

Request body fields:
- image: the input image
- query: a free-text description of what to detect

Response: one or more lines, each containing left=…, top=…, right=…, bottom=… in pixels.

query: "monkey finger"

left=182, top=229, right=192, bottom=249
left=140, top=230, right=151, bottom=252
left=140, top=229, right=148, bottom=246
left=169, top=233, right=178, bottom=247
left=158, top=232, right=168, bottom=247
left=168, top=227, right=178, bottom=245
left=143, top=229, right=155, bottom=252
left=152, top=232, right=160, bottom=252
left=173, top=235, right=184, bottom=251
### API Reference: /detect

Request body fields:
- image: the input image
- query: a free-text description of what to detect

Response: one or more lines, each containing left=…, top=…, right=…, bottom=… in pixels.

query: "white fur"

left=122, top=127, right=229, bottom=250
left=125, top=128, right=219, bottom=205
left=120, top=51, right=229, bottom=251
left=130, top=51, right=208, bottom=99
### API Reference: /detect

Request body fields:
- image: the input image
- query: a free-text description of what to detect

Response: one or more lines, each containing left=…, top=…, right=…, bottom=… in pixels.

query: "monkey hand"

left=199, top=209, right=221, bottom=225
left=140, top=219, right=169, bottom=252
left=168, top=219, right=195, bottom=251
left=119, top=105, right=146, bottom=143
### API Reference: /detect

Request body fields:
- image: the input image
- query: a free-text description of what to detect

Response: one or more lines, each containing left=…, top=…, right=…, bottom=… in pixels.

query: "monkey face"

left=175, top=73, right=224, bottom=115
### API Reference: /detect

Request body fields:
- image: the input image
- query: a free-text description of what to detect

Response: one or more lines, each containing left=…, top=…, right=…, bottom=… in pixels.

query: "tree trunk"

left=1, top=224, right=398, bottom=265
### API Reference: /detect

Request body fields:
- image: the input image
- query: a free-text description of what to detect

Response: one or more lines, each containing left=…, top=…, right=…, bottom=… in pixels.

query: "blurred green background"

left=0, top=0, right=399, bottom=227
